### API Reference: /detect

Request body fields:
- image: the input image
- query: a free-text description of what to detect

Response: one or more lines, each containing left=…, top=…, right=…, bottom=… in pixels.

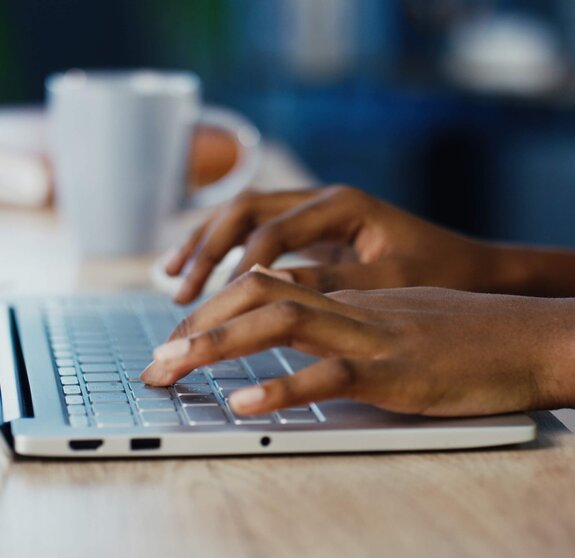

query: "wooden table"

left=0, top=145, right=574, bottom=557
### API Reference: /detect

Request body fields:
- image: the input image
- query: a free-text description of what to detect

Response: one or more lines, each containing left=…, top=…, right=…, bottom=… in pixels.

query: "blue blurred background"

left=1, top=0, right=575, bottom=246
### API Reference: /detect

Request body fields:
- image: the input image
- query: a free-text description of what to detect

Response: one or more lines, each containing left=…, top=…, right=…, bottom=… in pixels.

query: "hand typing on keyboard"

left=141, top=269, right=575, bottom=419
left=164, top=186, right=500, bottom=305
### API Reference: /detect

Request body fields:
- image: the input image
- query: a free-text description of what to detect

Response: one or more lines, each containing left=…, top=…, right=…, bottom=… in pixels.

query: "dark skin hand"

left=166, top=185, right=575, bottom=303
left=148, top=185, right=575, bottom=416
left=141, top=271, right=575, bottom=417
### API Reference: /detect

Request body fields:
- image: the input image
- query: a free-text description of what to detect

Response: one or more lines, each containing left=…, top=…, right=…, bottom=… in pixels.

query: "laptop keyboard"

left=43, top=297, right=322, bottom=428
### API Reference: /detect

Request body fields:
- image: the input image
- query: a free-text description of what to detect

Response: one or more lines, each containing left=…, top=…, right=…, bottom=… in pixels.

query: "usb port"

left=131, top=438, right=161, bottom=451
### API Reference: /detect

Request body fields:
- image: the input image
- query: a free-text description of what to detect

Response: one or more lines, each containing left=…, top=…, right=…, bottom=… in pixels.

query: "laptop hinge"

left=0, top=304, right=25, bottom=423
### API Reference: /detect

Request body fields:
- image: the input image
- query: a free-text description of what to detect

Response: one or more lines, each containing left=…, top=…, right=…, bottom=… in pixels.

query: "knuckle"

left=172, top=318, right=194, bottom=339
left=230, top=190, right=259, bottom=214
left=327, top=184, right=361, bottom=201
left=326, top=289, right=359, bottom=302
left=332, top=358, right=359, bottom=392
left=273, top=299, right=307, bottom=325
left=238, top=270, right=274, bottom=297
left=194, top=328, right=226, bottom=360
left=194, top=248, right=220, bottom=266
left=206, top=326, right=227, bottom=347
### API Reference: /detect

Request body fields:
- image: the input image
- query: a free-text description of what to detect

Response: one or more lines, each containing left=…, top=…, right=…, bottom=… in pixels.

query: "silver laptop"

left=0, top=293, right=536, bottom=458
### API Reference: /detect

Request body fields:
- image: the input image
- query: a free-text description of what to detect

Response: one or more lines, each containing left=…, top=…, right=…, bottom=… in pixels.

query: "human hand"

left=165, top=185, right=500, bottom=304
left=142, top=270, right=574, bottom=417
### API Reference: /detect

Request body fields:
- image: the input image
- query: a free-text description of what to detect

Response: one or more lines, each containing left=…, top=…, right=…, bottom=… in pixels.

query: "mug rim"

left=46, top=69, right=201, bottom=97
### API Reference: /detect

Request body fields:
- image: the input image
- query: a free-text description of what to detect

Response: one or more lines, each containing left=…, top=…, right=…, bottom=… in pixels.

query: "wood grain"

left=0, top=413, right=574, bottom=558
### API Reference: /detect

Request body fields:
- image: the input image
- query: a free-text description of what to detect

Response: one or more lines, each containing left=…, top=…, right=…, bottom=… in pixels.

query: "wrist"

left=537, top=298, right=575, bottom=409
left=485, top=244, right=575, bottom=297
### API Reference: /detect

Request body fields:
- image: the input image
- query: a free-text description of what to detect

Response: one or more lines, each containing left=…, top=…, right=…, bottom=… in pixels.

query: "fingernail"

left=153, top=338, right=190, bottom=361
left=250, top=264, right=295, bottom=283
left=229, top=385, right=267, bottom=413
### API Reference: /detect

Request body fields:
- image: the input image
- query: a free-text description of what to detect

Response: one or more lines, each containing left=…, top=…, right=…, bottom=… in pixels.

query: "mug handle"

left=187, top=105, right=261, bottom=208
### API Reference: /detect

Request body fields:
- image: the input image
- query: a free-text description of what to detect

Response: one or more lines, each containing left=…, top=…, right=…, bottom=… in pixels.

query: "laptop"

left=0, top=292, right=536, bottom=458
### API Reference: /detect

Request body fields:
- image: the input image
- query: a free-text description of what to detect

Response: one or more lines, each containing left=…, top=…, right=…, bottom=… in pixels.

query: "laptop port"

left=131, top=438, right=161, bottom=451
left=69, top=439, right=104, bottom=451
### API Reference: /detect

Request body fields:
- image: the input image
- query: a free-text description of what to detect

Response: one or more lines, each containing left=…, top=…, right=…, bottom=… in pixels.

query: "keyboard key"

left=92, top=402, right=132, bottom=415
left=90, top=392, right=128, bottom=403
left=244, top=353, right=289, bottom=379
left=136, top=399, right=176, bottom=411
left=69, top=415, right=89, bottom=427
left=214, top=379, right=253, bottom=390
left=65, top=395, right=84, bottom=405
left=63, top=385, right=81, bottom=395
left=121, top=360, right=150, bottom=370
left=83, top=373, right=121, bottom=382
left=78, top=355, right=115, bottom=364
left=81, top=364, right=118, bottom=373
left=174, top=384, right=213, bottom=396
left=278, top=409, right=318, bottom=424
left=96, top=416, right=135, bottom=428
left=131, top=386, right=171, bottom=400
left=119, top=351, right=152, bottom=361
left=58, top=366, right=77, bottom=376
left=230, top=412, right=275, bottom=425
left=179, top=394, right=219, bottom=406
left=86, top=382, right=125, bottom=392
left=54, top=350, right=73, bottom=359
left=208, top=366, right=250, bottom=380
left=140, top=411, right=181, bottom=426
left=176, top=371, right=210, bottom=384
left=75, top=342, right=109, bottom=351
left=67, top=405, right=87, bottom=415
left=61, top=376, right=79, bottom=385
left=56, top=358, right=75, bottom=367
left=51, top=342, right=73, bottom=351
left=184, top=406, right=228, bottom=425
left=76, top=347, right=113, bottom=355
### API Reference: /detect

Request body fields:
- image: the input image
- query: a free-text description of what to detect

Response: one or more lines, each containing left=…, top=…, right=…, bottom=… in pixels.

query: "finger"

left=228, top=357, right=385, bottom=415
left=230, top=356, right=450, bottom=416
left=231, top=188, right=365, bottom=279
left=174, top=190, right=317, bottom=304
left=142, top=301, right=385, bottom=386
left=168, top=271, right=368, bottom=341
left=165, top=222, right=210, bottom=276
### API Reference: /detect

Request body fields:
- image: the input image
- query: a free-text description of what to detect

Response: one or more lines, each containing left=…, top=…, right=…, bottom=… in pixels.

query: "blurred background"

left=1, top=0, right=575, bottom=246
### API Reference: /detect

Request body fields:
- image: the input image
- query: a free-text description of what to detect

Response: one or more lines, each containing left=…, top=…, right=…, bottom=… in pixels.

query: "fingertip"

left=229, top=385, right=267, bottom=415
left=140, top=362, right=163, bottom=385
left=165, top=251, right=184, bottom=276
left=174, top=282, right=197, bottom=305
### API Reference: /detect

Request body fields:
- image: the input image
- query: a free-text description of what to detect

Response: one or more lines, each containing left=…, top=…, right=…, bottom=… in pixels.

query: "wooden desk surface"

left=0, top=146, right=574, bottom=557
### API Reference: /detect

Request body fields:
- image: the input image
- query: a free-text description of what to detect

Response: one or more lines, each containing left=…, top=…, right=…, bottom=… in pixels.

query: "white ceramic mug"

left=47, top=70, right=260, bottom=257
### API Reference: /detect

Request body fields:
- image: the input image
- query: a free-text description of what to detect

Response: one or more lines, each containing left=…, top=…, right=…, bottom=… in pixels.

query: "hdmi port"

left=69, top=439, right=104, bottom=451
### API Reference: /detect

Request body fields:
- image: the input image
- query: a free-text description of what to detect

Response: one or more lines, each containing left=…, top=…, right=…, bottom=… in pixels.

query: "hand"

left=165, top=186, right=499, bottom=304
left=141, top=270, right=575, bottom=417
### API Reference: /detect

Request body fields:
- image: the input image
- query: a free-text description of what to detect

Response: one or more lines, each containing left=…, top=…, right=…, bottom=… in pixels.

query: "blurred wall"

left=1, top=0, right=575, bottom=246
